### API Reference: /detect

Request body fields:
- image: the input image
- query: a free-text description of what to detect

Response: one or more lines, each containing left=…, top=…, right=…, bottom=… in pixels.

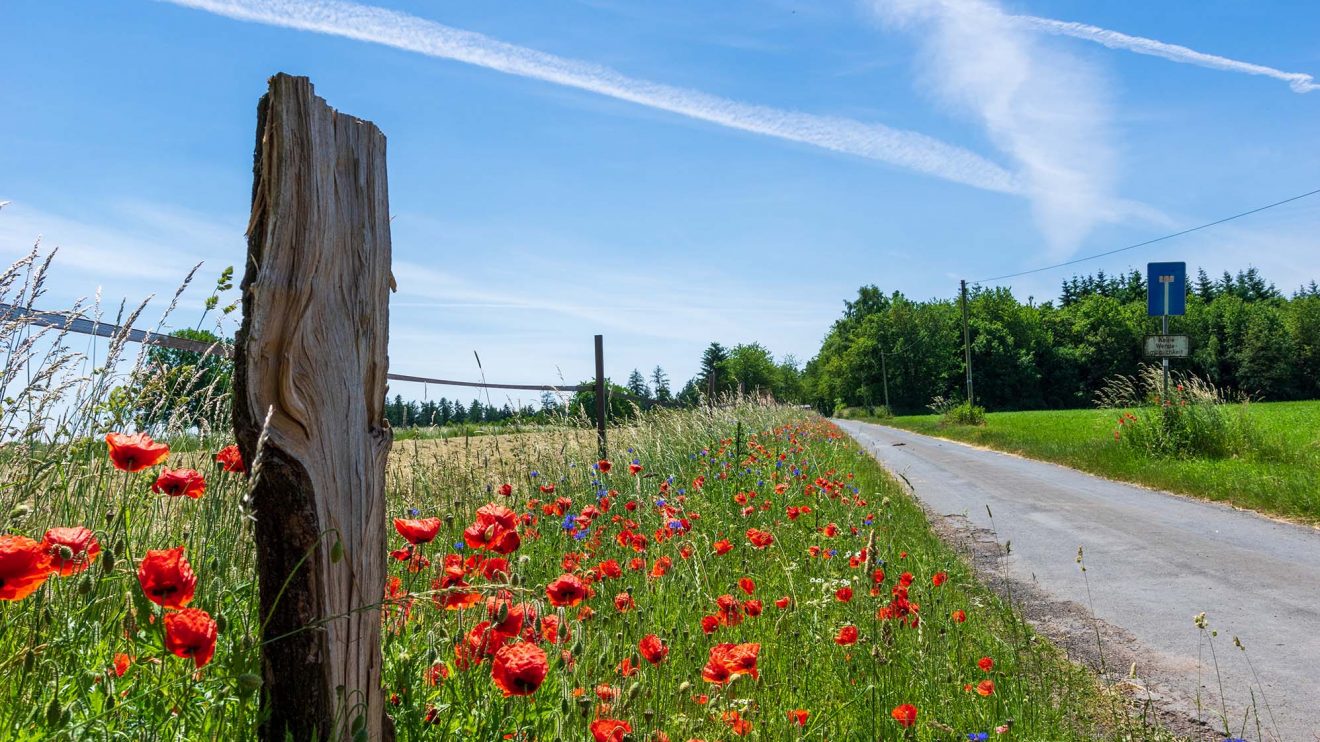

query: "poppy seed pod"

left=77, top=575, right=92, bottom=595
left=237, top=673, right=262, bottom=693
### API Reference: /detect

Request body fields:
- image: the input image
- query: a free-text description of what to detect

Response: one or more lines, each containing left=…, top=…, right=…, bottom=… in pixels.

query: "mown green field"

left=874, top=401, right=1320, bottom=523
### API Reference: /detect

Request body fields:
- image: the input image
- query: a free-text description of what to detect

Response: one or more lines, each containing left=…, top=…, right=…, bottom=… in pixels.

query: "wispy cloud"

left=1013, top=15, right=1318, bottom=94
left=869, top=0, right=1119, bottom=255
left=158, top=0, right=1020, bottom=194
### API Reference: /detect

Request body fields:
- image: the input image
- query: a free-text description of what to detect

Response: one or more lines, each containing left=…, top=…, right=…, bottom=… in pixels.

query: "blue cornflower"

left=627, top=447, right=634, bottom=453
left=408, top=507, right=420, bottom=517
left=668, top=520, right=682, bottom=530
left=562, top=514, right=577, bottom=530
left=453, top=541, right=466, bottom=550
left=863, top=517, right=874, bottom=525
left=656, top=498, right=666, bottom=508
left=967, top=734, right=989, bottom=741
left=828, top=549, right=837, bottom=557
left=572, top=529, right=589, bottom=541
left=529, top=470, right=539, bottom=478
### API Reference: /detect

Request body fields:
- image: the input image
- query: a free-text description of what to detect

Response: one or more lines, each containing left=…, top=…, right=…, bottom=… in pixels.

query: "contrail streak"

left=1014, top=14, right=1317, bottom=94
left=159, top=0, right=1021, bottom=194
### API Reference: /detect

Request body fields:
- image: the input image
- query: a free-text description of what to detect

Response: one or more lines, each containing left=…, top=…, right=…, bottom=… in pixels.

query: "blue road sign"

left=1147, top=262, right=1186, bottom=316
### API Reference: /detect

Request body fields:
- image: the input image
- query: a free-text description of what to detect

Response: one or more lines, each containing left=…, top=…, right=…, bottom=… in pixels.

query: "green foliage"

left=805, top=267, right=1319, bottom=415
left=122, top=328, right=233, bottom=434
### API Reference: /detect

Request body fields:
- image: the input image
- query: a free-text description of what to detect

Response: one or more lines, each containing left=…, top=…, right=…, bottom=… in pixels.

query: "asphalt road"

left=836, top=419, right=1320, bottom=741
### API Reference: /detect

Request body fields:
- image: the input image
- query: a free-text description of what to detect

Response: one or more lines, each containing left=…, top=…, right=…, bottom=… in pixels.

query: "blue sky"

left=2, top=0, right=1317, bottom=404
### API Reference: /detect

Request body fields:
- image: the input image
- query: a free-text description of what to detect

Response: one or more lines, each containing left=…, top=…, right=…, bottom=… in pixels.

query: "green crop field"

left=875, top=401, right=1320, bottom=523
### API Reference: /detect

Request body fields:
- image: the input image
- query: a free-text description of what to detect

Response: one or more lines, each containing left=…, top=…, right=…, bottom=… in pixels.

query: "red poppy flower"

left=41, top=526, right=100, bottom=576
left=541, top=615, right=570, bottom=644
left=613, top=592, right=635, bottom=612
left=976, top=679, right=995, bottom=696
left=743, top=599, right=762, bottom=617
left=932, top=571, right=948, bottom=587
left=589, top=719, right=632, bottom=742
left=498, top=483, right=513, bottom=496
left=723, top=709, right=752, bottom=735
left=952, top=609, right=967, bottom=623
left=214, top=444, right=245, bottom=473
left=713, top=539, right=733, bottom=555
left=152, top=468, right=206, bottom=499
left=137, top=546, right=197, bottom=609
left=545, top=573, right=588, bottom=607
left=164, top=608, right=218, bottom=668
left=425, top=662, right=449, bottom=686
left=702, top=642, right=760, bottom=685
left=700, top=615, right=719, bottom=634
left=597, top=459, right=612, bottom=473
left=105, top=432, right=169, bottom=473
left=891, top=703, right=918, bottom=728
left=490, top=641, right=548, bottom=696
left=835, top=586, right=853, bottom=602
left=835, top=625, right=858, bottom=646
left=787, top=709, right=809, bottom=726
left=738, top=577, right=755, bottom=595
left=538, top=483, right=556, bottom=494
left=112, top=653, right=132, bottom=677
left=638, top=634, right=668, bottom=664
left=628, top=463, right=643, bottom=475
left=978, top=656, right=994, bottom=672
left=775, top=596, right=791, bottom=609
left=0, top=535, right=53, bottom=601
left=617, top=657, right=639, bottom=677
left=394, top=517, right=441, bottom=545
left=463, top=504, right=521, bottom=554
left=745, top=528, right=773, bottom=549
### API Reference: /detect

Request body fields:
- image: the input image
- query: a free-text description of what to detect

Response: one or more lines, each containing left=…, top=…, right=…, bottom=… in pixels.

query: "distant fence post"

left=594, top=334, right=607, bottom=460
left=233, top=74, right=392, bottom=741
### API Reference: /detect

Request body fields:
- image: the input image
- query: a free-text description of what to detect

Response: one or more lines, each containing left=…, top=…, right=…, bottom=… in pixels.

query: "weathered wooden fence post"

left=594, top=334, right=607, bottom=460
left=234, top=74, right=393, bottom=741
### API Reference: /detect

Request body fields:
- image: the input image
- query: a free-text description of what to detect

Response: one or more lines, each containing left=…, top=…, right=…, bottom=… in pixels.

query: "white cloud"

left=158, top=0, right=1020, bottom=194
left=868, top=0, right=1119, bottom=255
left=1013, top=15, right=1318, bottom=94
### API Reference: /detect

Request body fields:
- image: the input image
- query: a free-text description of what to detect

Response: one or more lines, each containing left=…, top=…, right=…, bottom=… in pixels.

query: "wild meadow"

left=0, top=249, right=1178, bottom=740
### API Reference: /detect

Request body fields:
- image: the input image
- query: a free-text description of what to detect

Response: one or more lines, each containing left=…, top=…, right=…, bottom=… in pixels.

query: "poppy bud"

left=102, top=548, right=116, bottom=573
left=484, top=524, right=497, bottom=541
left=77, top=574, right=93, bottom=595
left=45, top=698, right=62, bottom=727
left=571, top=639, right=583, bottom=654
left=627, top=681, right=641, bottom=699
left=238, top=673, right=263, bottom=693
left=426, top=647, right=438, bottom=663
left=216, top=614, right=228, bottom=633
left=496, top=604, right=509, bottom=624
left=210, top=555, right=220, bottom=571
left=331, top=540, right=343, bottom=564
left=561, top=696, right=571, bottom=714
left=510, top=573, right=522, bottom=586
left=23, top=650, right=35, bottom=673
left=10, top=501, right=31, bottom=519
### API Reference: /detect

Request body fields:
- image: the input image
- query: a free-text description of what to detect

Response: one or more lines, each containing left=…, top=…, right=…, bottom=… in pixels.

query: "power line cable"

left=974, top=187, right=1320, bottom=283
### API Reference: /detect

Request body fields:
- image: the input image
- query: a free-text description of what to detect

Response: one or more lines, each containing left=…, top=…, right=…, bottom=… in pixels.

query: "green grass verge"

left=872, top=401, right=1320, bottom=523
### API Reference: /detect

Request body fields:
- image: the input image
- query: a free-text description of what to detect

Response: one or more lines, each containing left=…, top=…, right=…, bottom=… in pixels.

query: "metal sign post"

left=1146, top=262, right=1186, bottom=401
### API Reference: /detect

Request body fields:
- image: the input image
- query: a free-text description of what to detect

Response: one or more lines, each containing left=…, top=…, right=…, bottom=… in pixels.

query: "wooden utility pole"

left=960, top=279, right=973, bottom=407
left=234, top=74, right=393, bottom=741
left=879, top=344, right=890, bottom=410
left=594, top=334, right=607, bottom=460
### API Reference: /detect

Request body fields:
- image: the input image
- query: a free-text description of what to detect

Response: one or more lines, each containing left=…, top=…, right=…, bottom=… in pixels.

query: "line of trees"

left=803, top=267, right=1320, bottom=414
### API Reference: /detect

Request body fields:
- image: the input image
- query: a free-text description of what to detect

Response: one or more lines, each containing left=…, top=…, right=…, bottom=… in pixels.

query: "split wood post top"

left=234, top=73, right=394, bottom=741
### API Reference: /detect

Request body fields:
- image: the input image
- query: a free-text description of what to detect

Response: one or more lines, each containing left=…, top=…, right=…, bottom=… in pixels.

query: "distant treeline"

left=802, top=268, right=1320, bottom=413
